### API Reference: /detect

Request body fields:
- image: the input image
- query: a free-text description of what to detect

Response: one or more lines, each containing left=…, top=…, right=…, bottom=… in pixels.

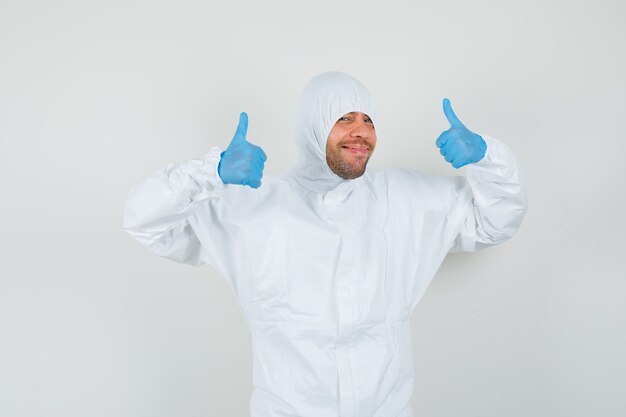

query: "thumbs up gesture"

left=435, top=99, right=487, bottom=169
left=218, top=112, right=267, bottom=188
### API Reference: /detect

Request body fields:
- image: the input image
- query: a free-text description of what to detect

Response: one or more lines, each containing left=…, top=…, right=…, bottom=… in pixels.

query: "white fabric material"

left=123, top=71, right=528, bottom=417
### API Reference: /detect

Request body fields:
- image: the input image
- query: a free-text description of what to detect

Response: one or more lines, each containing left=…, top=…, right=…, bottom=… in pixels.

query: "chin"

left=326, top=154, right=370, bottom=180
left=339, top=165, right=367, bottom=180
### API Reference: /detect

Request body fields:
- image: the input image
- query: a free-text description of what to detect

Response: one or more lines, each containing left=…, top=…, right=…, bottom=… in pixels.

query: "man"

left=123, top=71, right=528, bottom=416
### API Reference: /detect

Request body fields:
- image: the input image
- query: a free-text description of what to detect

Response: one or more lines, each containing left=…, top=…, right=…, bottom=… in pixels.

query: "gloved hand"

left=218, top=112, right=267, bottom=188
left=435, top=98, right=487, bottom=169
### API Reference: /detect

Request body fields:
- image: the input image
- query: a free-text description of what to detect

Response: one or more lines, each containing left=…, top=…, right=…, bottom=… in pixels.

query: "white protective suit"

left=123, top=71, right=528, bottom=417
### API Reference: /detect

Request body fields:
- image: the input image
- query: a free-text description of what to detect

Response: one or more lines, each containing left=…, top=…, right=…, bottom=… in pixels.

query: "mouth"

left=341, top=144, right=371, bottom=156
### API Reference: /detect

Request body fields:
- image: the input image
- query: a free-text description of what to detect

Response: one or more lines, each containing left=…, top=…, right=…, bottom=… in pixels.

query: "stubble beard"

left=326, top=146, right=372, bottom=180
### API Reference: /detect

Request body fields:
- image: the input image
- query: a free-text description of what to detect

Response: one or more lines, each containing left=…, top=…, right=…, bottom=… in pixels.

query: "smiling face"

left=325, top=112, right=377, bottom=179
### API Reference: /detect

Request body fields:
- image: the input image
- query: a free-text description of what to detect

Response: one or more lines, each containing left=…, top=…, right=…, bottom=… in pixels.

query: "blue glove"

left=435, top=98, right=487, bottom=169
left=218, top=112, right=267, bottom=188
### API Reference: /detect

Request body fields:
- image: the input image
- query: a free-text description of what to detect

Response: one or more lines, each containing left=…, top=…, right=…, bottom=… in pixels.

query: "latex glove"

left=435, top=98, right=487, bottom=169
left=218, top=112, right=267, bottom=188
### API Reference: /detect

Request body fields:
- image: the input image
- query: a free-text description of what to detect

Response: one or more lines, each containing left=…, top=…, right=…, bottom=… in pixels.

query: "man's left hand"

left=436, top=98, right=487, bottom=169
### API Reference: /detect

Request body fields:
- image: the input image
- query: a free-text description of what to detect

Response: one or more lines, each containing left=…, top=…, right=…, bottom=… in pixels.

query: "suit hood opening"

left=289, top=71, right=379, bottom=193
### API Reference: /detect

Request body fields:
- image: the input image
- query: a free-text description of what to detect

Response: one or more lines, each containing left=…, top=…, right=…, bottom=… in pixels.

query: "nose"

left=350, top=118, right=371, bottom=139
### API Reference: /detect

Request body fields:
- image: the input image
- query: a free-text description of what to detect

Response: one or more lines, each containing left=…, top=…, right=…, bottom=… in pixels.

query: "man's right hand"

left=218, top=112, right=267, bottom=188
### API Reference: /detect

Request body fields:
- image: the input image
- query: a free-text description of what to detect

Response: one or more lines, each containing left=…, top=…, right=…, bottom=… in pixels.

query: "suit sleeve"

left=447, top=135, right=528, bottom=253
left=122, top=146, right=228, bottom=267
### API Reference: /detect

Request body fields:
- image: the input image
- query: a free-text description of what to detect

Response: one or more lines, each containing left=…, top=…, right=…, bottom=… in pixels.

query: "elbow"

left=480, top=202, right=528, bottom=246
left=122, top=193, right=155, bottom=245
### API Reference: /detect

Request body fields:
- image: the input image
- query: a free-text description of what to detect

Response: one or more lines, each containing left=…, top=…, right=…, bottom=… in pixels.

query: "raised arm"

left=122, top=112, right=267, bottom=267
left=436, top=99, right=528, bottom=252
left=123, top=146, right=226, bottom=266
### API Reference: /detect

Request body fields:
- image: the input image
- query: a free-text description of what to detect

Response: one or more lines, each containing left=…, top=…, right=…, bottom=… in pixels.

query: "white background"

left=1, top=0, right=624, bottom=416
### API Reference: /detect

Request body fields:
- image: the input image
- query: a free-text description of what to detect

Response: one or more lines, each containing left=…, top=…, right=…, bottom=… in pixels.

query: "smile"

left=341, top=145, right=370, bottom=156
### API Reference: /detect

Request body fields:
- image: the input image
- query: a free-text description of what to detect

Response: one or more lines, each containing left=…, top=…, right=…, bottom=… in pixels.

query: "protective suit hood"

left=289, top=71, right=378, bottom=193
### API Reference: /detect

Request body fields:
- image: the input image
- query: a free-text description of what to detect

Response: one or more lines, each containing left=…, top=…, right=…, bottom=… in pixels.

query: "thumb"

left=442, top=98, right=465, bottom=129
left=229, top=112, right=249, bottom=146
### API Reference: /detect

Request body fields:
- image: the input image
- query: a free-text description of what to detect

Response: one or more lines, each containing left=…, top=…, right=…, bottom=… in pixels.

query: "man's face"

left=325, top=112, right=377, bottom=179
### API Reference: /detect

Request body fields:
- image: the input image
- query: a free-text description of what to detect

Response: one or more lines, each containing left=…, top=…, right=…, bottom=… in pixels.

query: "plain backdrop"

left=1, top=0, right=624, bottom=416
